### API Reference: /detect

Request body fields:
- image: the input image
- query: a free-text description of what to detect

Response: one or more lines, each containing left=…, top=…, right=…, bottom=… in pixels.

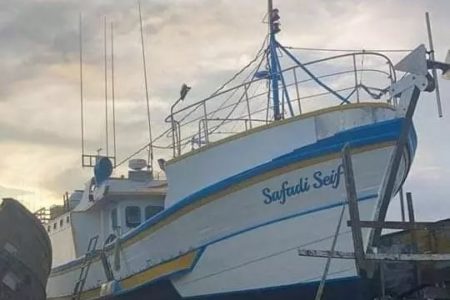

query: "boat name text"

left=262, top=164, right=344, bottom=205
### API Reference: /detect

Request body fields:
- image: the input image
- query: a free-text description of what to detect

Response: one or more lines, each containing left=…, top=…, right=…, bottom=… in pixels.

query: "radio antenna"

left=79, top=13, right=85, bottom=166
left=426, top=12, right=443, bottom=118
left=104, top=16, right=110, bottom=156
left=111, top=22, right=117, bottom=167
left=138, top=2, right=154, bottom=171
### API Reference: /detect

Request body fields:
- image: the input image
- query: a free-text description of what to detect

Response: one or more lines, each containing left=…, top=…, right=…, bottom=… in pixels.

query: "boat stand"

left=298, top=144, right=450, bottom=300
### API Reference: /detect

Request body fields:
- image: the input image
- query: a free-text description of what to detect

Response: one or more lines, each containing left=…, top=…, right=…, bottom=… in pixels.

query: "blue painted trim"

left=52, top=118, right=415, bottom=273
left=113, top=193, right=378, bottom=297
left=125, top=118, right=410, bottom=241
left=52, top=192, right=377, bottom=275
left=202, top=193, right=378, bottom=249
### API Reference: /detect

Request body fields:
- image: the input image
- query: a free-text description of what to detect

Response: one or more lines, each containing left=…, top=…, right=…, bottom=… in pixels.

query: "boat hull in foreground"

left=47, top=106, right=415, bottom=300
left=0, top=198, right=52, bottom=300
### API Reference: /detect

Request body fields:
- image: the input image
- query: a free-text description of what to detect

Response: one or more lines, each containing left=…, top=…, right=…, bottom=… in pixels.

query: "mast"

left=268, top=0, right=281, bottom=120
left=138, top=2, right=154, bottom=171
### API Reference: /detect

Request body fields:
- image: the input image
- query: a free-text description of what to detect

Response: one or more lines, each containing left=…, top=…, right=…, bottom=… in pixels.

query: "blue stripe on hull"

left=54, top=117, right=414, bottom=274
left=111, top=277, right=374, bottom=300
left=124, top=118, right=414, bottom=242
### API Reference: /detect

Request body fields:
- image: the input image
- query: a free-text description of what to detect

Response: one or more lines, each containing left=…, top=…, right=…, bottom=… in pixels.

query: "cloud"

left=0, top=0, right=450, bottom=218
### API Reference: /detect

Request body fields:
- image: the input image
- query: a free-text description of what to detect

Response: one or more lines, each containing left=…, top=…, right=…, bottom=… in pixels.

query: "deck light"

left=180, top=83, right=191, bottom=101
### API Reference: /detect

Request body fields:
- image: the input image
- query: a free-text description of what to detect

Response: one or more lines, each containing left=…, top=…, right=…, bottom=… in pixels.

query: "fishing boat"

left=45, top=1, right=450, bottom=300
left=0, top=198, right=52, bottom=300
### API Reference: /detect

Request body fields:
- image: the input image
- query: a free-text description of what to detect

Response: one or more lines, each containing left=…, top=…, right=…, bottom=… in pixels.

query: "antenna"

left=425, top=12, right=443, bottom=118
left=138, top=2, right=154, bottom=171
left=79, top=16, right=117, bottom=168
left=104, top=16, right=110, bottom=155
left=111, top=21, right=117, bottom=167
left=79, top=13, right=85, bottom=166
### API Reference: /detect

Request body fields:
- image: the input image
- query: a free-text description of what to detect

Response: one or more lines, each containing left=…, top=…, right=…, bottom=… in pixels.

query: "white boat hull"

left=172, top=144, right=409, bottom=298
left=46, top=106, right=415, bottom=300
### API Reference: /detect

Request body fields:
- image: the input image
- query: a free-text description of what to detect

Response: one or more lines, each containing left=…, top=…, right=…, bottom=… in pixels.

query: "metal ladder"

left=72, top=235, right=99, bottom=300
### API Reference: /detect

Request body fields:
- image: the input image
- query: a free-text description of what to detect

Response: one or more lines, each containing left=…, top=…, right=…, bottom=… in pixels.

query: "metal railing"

left=164, top=51, right=397, bottom=158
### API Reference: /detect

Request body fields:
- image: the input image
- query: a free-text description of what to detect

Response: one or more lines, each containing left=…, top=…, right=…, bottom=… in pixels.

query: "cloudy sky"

left=0, top=0, right=449, bottom=221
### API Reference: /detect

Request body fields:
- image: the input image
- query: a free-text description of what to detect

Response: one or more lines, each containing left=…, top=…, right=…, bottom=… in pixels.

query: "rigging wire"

left=284, top=46, right=412, bottom=53
left=117, top=42, right=402, bottom=167
left=205, top=51, right=268, bottom=139
left=174, top=35, right=270, bottom=128
left=210, top=35, right=269, bottom=99
left=116, top=37, right=270, bottom=167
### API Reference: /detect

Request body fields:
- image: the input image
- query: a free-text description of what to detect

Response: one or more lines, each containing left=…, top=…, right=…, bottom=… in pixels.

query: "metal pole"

left=380, top=261, right=386, bottom=298
left=111, top=22, right=117, bottom=166
left=399, top=187, right=405, bottom=222
left=243, top=84, right=253, bottom=129
left=368, top=85, right=421, bottom=247
left=177, top=121, right=181, bottom=155
left=170, top=97, right=182, bottom=157
left=104, top=16, right=109, bottom=157
left=79, top=13, right=85, bottom=166
left=276, top=42, right=349, bottom=104
left=342, top=144, right=366, bottom=274
left=352, top=54, right=360, bottom=103
left=314, top=204, right=347, bottom=300
left=268, top=0, right=281, bottom=120
left=138, top=2, right=154, bottom=170
left=426, top=12, right=443, bottom=118
left=292, top=68, right=302, bottom=114
left=406, top=192, right=421, bottom=286
left=275, top=50, right=294, bottom=117
left=170, top=107, right=177, bottom=157
left=406, top=192, right=415, bottom=223
left=203, top=102, right=209, bottom=143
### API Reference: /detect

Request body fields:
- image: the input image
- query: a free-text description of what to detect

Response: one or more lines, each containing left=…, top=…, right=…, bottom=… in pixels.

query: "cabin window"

left=53, top=223, right=57, bottom=230
left=66, top=215, right=70, bottom=223
left=47, top=226, right=51, bottom=232
left=60, top=219, right=63, bottom=227
left=111, top=208, right=118, bottom=230
left=145, top=206, right=163, bottom=220
left=125, top=206, right=141, bottom=228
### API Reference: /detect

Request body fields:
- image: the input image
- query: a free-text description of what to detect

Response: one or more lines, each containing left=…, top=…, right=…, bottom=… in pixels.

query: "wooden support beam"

left=297, top=248, right=450, bottom=261
left=298, top=249, right=355, bottom=259
left=366, top=253, right=450, bottom=262
left=368, top=86, right=421, bottom=247
left=347, top=220, right=450, bottom=230
left=406, top=192, right=415, bottom=223
left=406, top=192, right=421, bottom=286
left=342, top=144, right=366, bottom=273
